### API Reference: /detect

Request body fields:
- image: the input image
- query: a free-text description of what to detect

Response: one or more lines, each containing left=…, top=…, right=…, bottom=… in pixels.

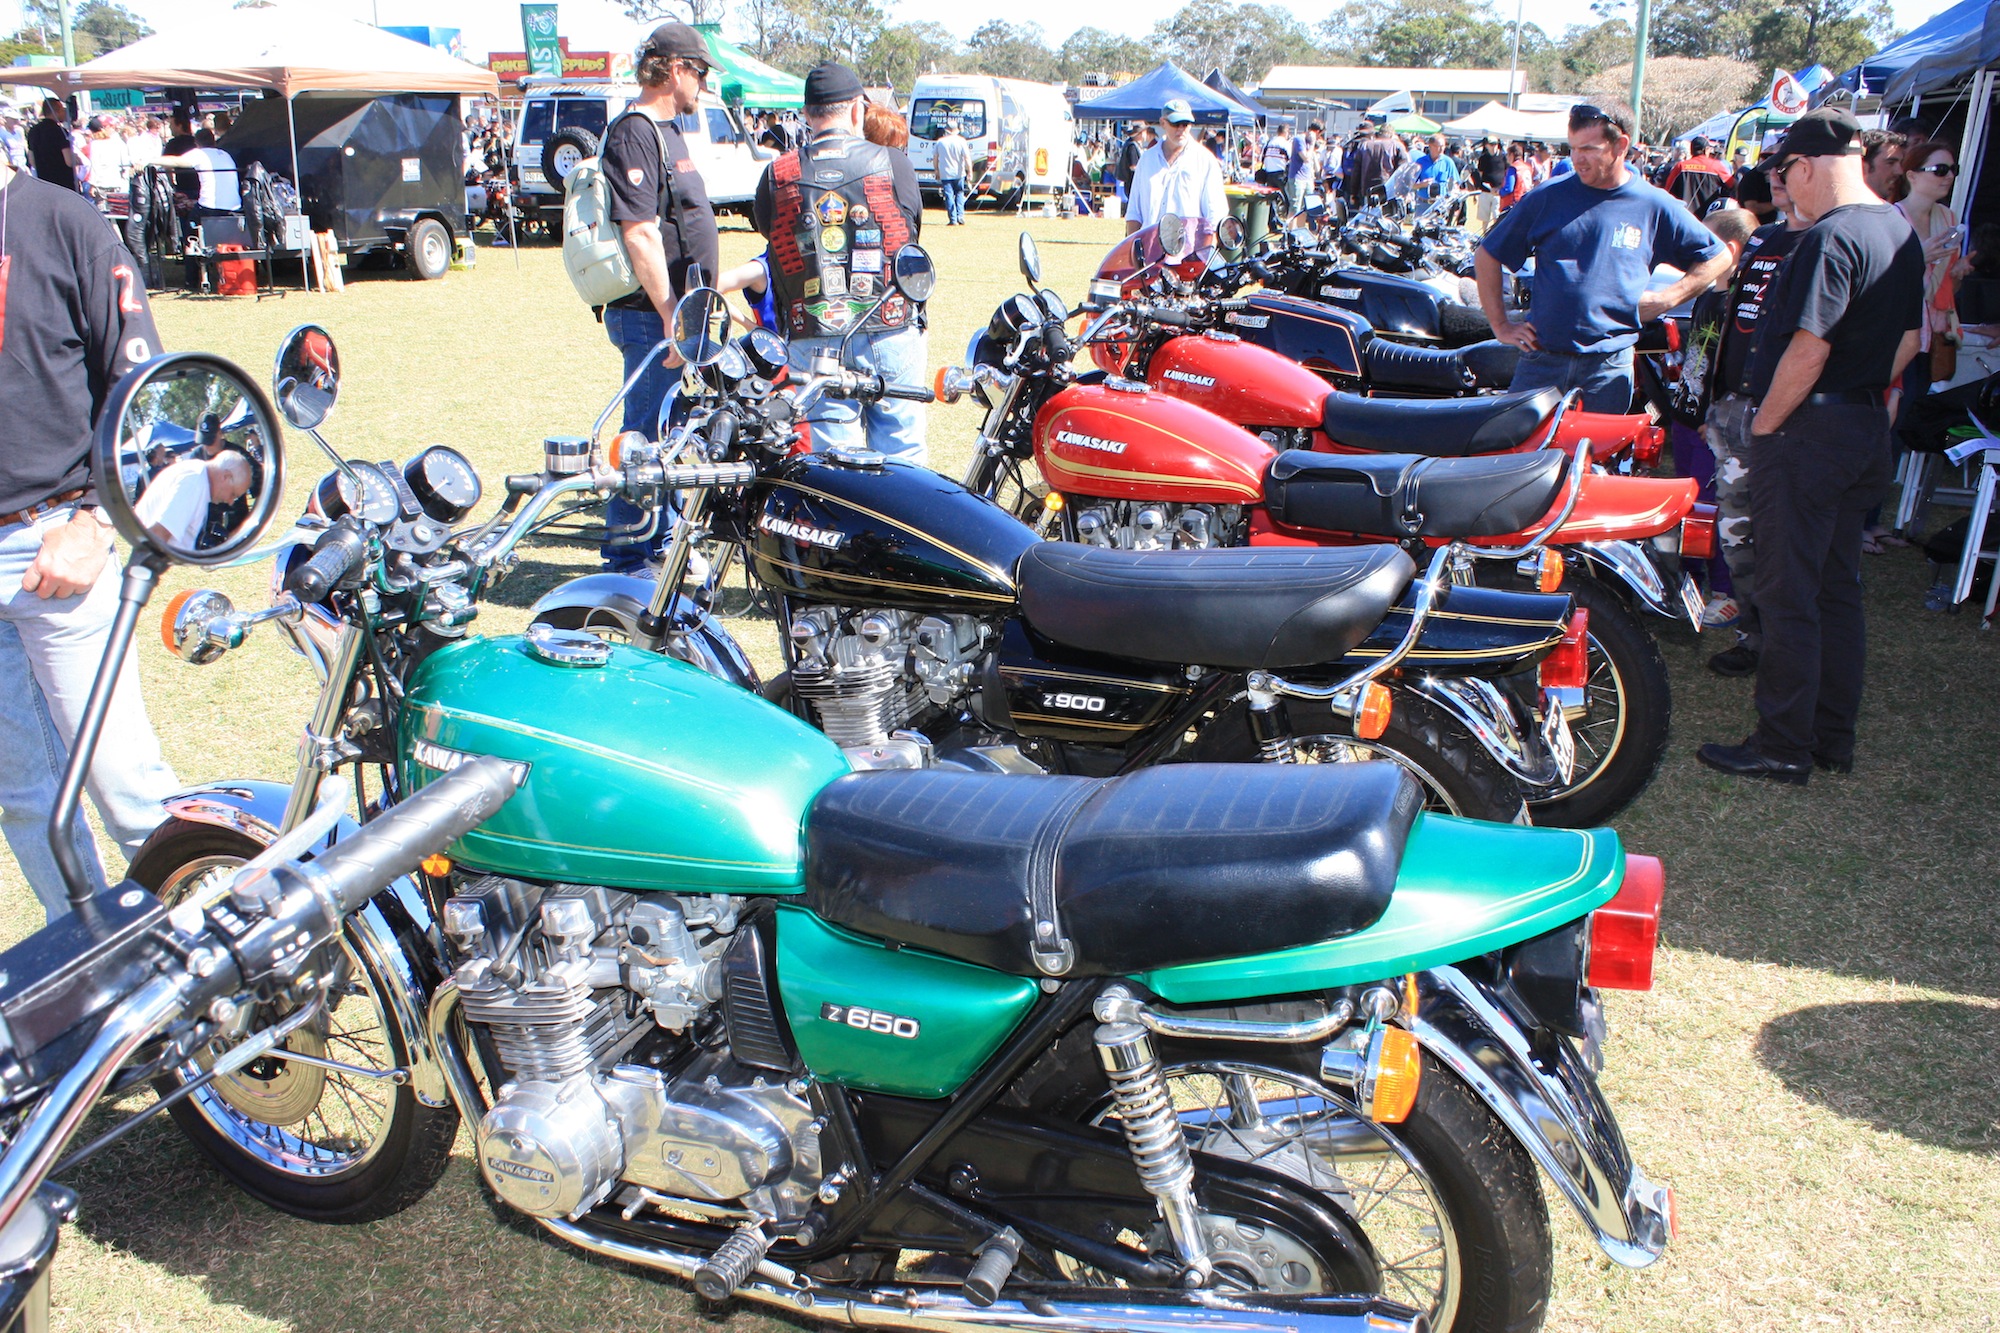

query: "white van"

left=512, top=78, right=772, bottom=223
left=906, top=74, right=1075, bottom=199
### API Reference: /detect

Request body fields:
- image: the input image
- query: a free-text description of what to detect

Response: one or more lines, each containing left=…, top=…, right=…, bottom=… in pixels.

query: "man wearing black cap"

left=1697, top=108, right=1926, bottom=784
left=754, top=61, right=927, bottom=462
left=597, top=21, right=719, bottom=571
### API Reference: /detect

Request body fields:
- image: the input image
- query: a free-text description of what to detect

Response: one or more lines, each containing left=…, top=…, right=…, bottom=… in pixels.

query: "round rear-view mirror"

left=1215, top=215, right=1245, bottom=252
left=1157, top=213, right=1191, bottom=261
left=1018, top=231, right=1042, bottom=283
left=671, top=288, right=733, bottom=368
left=96, top=353, right=285, bottom=567
left=272, top=323, right=340, bottom=430
left=893, top=245, right=937, bottom=303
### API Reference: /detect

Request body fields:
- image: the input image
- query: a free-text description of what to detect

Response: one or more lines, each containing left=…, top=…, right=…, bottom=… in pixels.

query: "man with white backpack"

left=593, top=21, right=719, bottom=571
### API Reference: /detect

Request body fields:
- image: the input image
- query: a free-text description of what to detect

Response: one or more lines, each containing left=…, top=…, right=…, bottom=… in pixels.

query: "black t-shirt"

left=1476, top=149, right=1505, bottom=190
left=26, top=120, right=73, bottom=192
left=1747, top=202, right=1925, bottom=400
left=161, top=133, right=198, bottom=197
left=600, top=109, right=720, bottom=311
left=0, top=171, right=164, bottom=514
left=1718, top=222, right=1803, bottom=396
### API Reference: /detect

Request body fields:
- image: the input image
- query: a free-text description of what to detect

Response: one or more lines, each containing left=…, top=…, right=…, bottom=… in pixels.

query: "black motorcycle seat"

left=1322, top=386, right=1562, bottom=458
left=802, top=762, right=1422, bottom=978
left=1016, top=543, right=1414, bottom=671
left=1363, top=337, right=1477, bottom=393
left=1264, top=449, right=1568, bottom=540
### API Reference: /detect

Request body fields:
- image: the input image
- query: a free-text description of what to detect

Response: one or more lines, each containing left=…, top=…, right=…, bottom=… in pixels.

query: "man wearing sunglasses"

left=596, top=21, right=721, bottom=573
left=1475, top=99, right=1731, bottom=413
left=1695, top=108, right=1925, bottom=785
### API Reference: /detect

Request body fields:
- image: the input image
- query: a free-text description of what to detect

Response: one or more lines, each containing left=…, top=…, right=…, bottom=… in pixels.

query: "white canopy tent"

left=1439, top=101, right=1571, bottom=142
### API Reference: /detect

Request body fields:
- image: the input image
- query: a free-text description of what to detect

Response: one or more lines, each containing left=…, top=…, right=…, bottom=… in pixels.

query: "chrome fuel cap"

left=523, top=623, right=611, bottom=667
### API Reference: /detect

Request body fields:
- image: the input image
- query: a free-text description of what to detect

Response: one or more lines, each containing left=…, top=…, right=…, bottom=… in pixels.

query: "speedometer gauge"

left=404, top=446, right=482, bottom=523
left=313, top=461, right=400, bottom=525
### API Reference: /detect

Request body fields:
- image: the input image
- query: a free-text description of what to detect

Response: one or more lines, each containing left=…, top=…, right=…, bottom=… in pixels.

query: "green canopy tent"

left=694, top=25, right=804, bottom=108
left=1387, top=113, right=1441, bottom=135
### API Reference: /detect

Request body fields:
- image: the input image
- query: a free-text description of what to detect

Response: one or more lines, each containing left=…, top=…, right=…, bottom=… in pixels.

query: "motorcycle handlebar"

left=302, top=756, right=522, bottom=918
left=505, top=474, right=543, bottom=496
left=283, top=520, right=368, bottom=603
left=1147, top=307, right=1192, bottom=328
left=882, top=380, right=935, bottom=403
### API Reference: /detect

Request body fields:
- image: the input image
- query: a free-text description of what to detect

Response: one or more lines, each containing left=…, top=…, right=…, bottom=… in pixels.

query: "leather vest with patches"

left=767, top=132, right=913, bottom=337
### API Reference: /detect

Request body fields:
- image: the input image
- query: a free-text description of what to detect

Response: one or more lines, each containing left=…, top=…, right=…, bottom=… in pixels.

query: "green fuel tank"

left=398, top=635, right=849, bottom=893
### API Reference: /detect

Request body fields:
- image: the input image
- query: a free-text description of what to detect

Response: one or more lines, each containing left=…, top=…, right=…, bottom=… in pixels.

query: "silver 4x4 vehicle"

left=513, top=78, right=771, bottom=229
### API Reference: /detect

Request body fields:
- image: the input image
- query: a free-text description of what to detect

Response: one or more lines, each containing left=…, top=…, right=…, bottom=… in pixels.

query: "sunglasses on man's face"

left=1915, top=161, right=1960, bottom=177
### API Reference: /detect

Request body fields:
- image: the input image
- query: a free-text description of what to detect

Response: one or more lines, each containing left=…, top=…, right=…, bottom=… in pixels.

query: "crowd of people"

left=2, top=97, right=238, bottom=211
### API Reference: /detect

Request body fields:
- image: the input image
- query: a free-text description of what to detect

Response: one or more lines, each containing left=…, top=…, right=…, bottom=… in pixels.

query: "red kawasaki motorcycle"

left=950, top=232, right=1713, bottom=826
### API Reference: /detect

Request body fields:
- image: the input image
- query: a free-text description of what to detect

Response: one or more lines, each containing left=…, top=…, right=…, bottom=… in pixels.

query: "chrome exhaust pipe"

left=543, top=1215, right=1427, bottom=1333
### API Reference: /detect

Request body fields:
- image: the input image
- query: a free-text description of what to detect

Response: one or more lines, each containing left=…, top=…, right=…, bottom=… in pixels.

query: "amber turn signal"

left=607, top=431, right=646, bottom=471
left=1368, top=1027, right=1422, bottom=1123
left=1042, top=491, right=1065, bottom=513
left=1353, top=681, right=1393, bottom=740
left=160, top=589, right=194, bottom=655
left=1534, top=547, right=1564, bottom=592
left=420, top=854, right=453, bottom=878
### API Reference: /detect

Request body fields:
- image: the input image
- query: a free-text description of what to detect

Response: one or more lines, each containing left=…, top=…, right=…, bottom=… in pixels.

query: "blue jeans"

left=940, top=177, right=966, bottom=224
left=0, top=508, right=178, bottom=918
left=1508, top=347, right=1636, bottom=415
left=602, top=305, right=675, bottom=569
left=789, top=324, right=928, bottom=464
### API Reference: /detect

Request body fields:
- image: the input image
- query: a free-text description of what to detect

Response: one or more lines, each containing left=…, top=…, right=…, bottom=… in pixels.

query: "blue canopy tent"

left=1203, top=67, right=1270, bottom=122
left=1076, top=63, right=1256, bottom=126
left=1820, top=0, right=1994, bottom=102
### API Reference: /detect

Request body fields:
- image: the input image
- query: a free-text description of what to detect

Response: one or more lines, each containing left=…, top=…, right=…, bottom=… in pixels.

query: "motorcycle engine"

left=445, top=878, right=822, bottom=1224
left=1073, top=501, right=1243, bottom=551
left=787, top=607, right=985, bottom=752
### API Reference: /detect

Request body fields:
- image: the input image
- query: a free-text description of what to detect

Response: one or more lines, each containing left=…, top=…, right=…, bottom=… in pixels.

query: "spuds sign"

left=488, top=37, right=634, bottom=86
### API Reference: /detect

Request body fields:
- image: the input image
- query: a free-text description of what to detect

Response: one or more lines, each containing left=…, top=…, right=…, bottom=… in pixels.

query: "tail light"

left=1586, top=854, right=1664, bottom=991
left=1632, top=424, right=1665, bottom=468
left=1680, top=504, right=1717, bottom=559
left=1540, top=608, right=1589, bottom=692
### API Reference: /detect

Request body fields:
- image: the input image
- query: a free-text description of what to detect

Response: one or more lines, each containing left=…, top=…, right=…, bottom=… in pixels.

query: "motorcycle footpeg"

left=963, top=1227, right=1023, bottom=1307
left=693, top=1222, right=772, bottom=1302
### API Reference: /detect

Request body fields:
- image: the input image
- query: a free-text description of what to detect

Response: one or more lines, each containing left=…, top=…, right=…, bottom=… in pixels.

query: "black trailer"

left=222, top=91, right=464, bottom=280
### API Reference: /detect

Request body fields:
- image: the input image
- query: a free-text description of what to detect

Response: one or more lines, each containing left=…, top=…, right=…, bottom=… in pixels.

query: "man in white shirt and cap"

left=133, top=451, right=254, bottom=551
left=1125, top=98, right=1228, bottom=249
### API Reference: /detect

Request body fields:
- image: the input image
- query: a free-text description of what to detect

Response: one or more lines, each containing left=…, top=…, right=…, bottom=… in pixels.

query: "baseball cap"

left=1161, top=98, right=1195, bottom=125
left=638, top=22, right=708, bottom=66
left=804, top=62, right=865, bottom=106
left=1770, top=107, right=1864, bottom=166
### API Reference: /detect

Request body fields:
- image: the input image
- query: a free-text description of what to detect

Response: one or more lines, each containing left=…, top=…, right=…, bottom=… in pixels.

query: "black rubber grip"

left=309, top=757, right=522, bottom=916
left=1149, top=307, right=1191, bottom=327
left=505, top=474, right=542, bottom=495
left=883, top=381, right=935, bottom=403
left=284, top=521, right=367, bottom=603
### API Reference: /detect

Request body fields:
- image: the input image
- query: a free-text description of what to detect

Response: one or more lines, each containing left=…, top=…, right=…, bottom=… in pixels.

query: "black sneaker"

left=1696, top=740, right=1810, bottom=785
left=1708, top=643, right=1759, bottom=677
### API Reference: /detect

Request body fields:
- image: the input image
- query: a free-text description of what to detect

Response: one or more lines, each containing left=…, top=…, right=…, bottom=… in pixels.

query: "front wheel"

left=1196, top=690, right=1528, bottom=823
left=127, top=824, right=459, bottom=1223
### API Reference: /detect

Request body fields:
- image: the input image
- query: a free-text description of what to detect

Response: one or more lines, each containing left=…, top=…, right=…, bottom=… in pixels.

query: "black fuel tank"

left=1228, top=294, right=1368, bottom=385
left=747, top=452, right=1036, bottom=612
left=1283, top=267, right=1452, bottom=344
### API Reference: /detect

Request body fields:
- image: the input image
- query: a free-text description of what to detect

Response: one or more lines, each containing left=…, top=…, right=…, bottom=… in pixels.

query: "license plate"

left=1678, top=572, right=1705, bottom=630
left=1541, top=701, right=1577, bottom=786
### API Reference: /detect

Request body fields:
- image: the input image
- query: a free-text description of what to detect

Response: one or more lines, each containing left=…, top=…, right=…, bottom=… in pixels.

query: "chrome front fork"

left=278, top=620, right=369, bottom=834
left=1093, top=1002, right=1213, bottom=1284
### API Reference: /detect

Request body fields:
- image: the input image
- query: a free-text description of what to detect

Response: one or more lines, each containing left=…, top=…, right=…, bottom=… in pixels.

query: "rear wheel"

left=1524, top=574, right=1670, bottom=827
left=1197, top=691, right=1528, bottom=823
left=127, top=824, right=458, bottom=1223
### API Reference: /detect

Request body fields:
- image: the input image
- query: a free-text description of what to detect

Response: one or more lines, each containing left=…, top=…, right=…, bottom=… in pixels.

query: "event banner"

left=521, top=3, right=562, bottom=79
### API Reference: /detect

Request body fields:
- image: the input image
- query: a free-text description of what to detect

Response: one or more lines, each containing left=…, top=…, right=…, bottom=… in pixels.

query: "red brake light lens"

left=1632, top=424, right=1665, bottom=468
left=1540, top=608, right=1589, bottom=692
left=1587, top=854, right=1664, bottom=991
left=1680, top=504, right=1718, bottom=560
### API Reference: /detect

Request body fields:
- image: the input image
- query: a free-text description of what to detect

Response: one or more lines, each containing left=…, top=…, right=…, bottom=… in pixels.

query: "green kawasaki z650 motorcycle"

left=128, top=332, right=1675, bottom=1333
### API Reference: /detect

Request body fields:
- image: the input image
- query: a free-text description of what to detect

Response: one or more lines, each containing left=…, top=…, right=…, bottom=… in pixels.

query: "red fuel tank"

left=1146, top=333, right=1329, bottom=431
left=1034, top=381, right=1273, bottom=504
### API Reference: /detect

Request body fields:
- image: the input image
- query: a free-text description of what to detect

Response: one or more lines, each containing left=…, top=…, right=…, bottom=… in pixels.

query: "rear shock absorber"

left=1094, top=1013, right=1213, bottom=1283
left=1246, top=679, right=1296, bottom=764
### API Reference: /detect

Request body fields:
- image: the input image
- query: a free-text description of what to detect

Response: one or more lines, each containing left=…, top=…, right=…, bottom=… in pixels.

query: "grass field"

left=4, top=208, right=1997, bottom=1332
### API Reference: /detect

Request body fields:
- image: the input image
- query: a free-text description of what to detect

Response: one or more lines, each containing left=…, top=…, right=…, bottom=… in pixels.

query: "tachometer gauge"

left=313, top=460, right=400, bottom=525
left=404, top=446, right=483, bottom=523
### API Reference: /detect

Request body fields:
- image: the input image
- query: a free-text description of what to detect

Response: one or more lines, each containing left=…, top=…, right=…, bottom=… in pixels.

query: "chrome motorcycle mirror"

left=1215, top=215, right=1245, bottom=254
left=671, top=288, right=732, bottom=368
left=892, top=244, right=937, bottom=303
left=1017, top=230, right=1041, bottom=284
left=97, top=353, right=287, bottom=569
left=1157, top=213, right=1190, bottom=261
left=272, top=324, right=340, bottom=430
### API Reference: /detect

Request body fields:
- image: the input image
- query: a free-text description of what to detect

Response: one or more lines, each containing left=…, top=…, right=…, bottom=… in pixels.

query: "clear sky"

left=1, top=0, right=1969, bottom=65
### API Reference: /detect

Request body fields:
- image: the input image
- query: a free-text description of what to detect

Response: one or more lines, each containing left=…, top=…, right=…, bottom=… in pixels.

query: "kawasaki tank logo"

left=1054, top=429, right=1128, bottom=455
left=759, top=513, right=847, bottom=549
left=485, top=1157, right=555, bottom=1184
left=411, top=738, right=531, bottom=787
left=1161, top=369, right=1217, bottom=388
left=1320, top=285, right=1363, bottom=300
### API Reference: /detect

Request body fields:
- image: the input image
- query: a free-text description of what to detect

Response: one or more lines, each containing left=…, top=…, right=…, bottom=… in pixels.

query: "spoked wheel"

left=128, top=825, right=458, bottom=1223
left=1523, top=574, right=1670, bottom=828
left=1066, top=1057, right=1552, bottom=1333
left=1197, top=692, right=1529, bottom=823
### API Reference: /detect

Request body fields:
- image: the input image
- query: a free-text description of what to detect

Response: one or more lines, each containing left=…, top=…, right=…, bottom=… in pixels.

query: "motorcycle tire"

left=1521, top=573, right=1671, bottom=829
left=128, top=823, right=460, bottom=1224
left=541, top=127, right=600, bottom=191
left=1029, top=1043, right=1553, bottom=1333
left=1195, top=690, right=1528, bottom=824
